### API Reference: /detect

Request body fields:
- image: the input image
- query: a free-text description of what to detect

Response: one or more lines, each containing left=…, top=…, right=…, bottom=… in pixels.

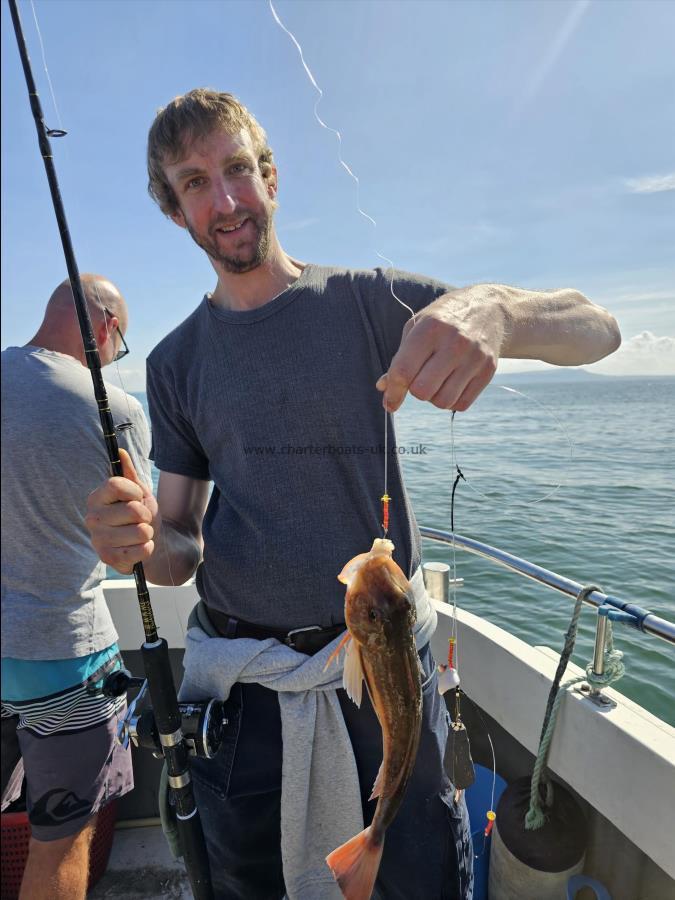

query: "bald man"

left=1, top=275, right=151, bottom=900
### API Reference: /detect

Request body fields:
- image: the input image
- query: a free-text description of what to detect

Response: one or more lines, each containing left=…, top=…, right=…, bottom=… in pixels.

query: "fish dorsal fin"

left=343, top=638, right=365, bottom=707
left=337, top=552, right=371, bottom=586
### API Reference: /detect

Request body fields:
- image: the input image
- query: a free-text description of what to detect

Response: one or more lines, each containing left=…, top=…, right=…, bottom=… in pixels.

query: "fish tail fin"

left=326, top=825, right=383, bottom=900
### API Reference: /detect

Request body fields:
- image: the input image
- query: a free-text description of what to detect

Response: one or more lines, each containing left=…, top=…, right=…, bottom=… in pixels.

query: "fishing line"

left=449, top=410, right=500, bottom=838
left=28, top=2, right=224, bottom=647
left=91, top=283, right=135, bottom=426
left=106, top=321, right=186, bottom=642
left=267, top=2, right=414, bottom=318
left=35, top=11, right=172, bottom=630
left=106, top=333, right=185, bottom=640
left=10, top=5, right=213, bottom=890
left=111, top=359, right=137, bottom=427
left=95, top=287, right=184, bottom=639
left=268, top=6, right=572, bottom=532
left=461, top=692, right=499, bottom=858
left=29, top=0, right=64, bottom=134
left=270, top=0, right=514, bottom=851
left=382, top=406, right=391, bottom=537
left=163, top=530, right=186, bottom=645
left=446, top=383, right=575, bottom=844
left=449, top=412, right=460, bottom=671
left=267, top=0, right=415, bottom=536
left=450, top=384, right=575, bottom=517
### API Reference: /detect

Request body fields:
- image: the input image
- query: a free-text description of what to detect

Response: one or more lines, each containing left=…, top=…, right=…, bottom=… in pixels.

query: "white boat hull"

left=104, top=578, right=675, bottom=900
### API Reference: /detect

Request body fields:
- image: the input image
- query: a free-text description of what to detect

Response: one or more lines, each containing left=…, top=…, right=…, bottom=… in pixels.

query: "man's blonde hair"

left=147, top=88, right=274, bottom=217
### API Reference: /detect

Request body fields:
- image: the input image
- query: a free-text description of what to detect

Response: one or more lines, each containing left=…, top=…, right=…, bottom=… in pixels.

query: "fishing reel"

left=103, top=669, right=228, bottom=760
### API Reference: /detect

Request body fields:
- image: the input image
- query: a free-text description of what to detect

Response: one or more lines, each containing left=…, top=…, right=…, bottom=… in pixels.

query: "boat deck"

left=87, top=823, right=190, bottom=899
left=98, top=547, right=675, bottom=900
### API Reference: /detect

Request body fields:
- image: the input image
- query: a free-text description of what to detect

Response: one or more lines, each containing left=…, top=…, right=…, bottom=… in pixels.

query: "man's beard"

left=186, top=210, right=273, bottom=274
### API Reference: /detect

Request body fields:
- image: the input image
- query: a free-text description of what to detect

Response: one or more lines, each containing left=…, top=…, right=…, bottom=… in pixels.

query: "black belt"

left=204, top=607, right=346, bottom=656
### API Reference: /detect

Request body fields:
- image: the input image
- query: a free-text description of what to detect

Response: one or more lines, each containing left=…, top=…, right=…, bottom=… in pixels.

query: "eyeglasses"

left=103, top=306, right=130, bottom=362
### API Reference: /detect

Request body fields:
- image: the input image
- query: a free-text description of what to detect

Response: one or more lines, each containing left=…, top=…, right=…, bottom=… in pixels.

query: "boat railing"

left=419, top=527, right=675, bottom=647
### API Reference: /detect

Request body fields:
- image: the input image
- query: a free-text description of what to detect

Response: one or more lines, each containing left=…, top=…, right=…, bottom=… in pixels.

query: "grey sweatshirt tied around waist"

left=178, top=568, right=437, bottom=900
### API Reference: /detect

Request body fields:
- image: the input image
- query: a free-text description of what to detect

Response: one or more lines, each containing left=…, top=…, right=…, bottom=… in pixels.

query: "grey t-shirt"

left=1, top=346, right=152, bottom=659
left=147, top=265, right=451, bottom=631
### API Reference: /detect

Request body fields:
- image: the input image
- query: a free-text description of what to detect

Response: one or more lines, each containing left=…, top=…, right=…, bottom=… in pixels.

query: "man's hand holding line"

left=377, top=284, right=621, bottom=413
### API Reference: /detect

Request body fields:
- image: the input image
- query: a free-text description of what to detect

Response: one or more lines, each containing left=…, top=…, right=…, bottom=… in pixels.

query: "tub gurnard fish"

left=325, top=538, right=423, bottom=900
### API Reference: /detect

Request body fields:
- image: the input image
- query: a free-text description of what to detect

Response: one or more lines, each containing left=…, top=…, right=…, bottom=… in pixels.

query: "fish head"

left=345, top=553, right=415, bottom=648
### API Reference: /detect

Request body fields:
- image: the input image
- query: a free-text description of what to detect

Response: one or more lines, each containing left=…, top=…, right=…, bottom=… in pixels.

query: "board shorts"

left=1, top=652, right=134, bottom=842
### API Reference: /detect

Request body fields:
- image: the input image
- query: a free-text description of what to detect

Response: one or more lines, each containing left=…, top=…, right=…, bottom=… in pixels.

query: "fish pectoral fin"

left=369, top=760, right=407, bottom=802
left=337, top=552, right=371, bottom=585
left=343, top=639, right=365, bottom=707
left=368, top=761, right=385, bottom=801
left=387, top=565, right=411, bottom=597
left=323, top=632, right=352, bottom=672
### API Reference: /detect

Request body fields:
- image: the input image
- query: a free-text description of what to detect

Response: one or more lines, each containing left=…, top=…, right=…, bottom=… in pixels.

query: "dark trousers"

left=190, top=644, right=473, bottom=899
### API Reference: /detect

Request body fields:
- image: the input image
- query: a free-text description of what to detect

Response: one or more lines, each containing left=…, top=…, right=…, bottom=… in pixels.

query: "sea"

left=126, top=375, right=674, bottom=726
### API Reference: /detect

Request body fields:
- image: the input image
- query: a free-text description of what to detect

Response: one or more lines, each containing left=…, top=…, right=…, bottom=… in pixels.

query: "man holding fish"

left=86, top=90, right=620, bottom=899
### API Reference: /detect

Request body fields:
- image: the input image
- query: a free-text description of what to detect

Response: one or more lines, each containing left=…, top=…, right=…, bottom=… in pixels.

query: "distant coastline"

left=128, top=370, right=675, bottom=400
left=493, top=369, right=675, bottom=384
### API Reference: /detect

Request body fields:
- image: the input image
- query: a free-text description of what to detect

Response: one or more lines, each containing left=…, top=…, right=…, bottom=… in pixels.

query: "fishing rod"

left=7, top=2, right=213, bottom=896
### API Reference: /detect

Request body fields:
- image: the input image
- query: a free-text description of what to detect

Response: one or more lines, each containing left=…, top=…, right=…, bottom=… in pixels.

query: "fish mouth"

left=370, top=538, right=395, bottom=556
left=337, top=539, right=396, bottom=585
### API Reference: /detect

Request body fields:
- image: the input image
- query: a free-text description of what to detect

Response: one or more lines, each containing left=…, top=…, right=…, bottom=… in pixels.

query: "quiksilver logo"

left=31, top=789, right=92, bottom=826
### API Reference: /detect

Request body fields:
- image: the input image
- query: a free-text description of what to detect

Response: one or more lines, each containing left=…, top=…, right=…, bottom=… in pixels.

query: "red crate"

left=1, top=799, right=117, bottom=899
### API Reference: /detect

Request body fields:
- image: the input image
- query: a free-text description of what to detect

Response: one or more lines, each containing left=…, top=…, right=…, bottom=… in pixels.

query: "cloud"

left=599, top=288, right=674, bottom=310
left=586, top=331, right=675, bottom=376
left=624, top=173, right=675, bottom=194
left=113, top=367, right=147, bottom=392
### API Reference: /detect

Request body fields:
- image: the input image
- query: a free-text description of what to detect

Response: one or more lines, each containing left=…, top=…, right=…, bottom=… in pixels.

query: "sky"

left=2, top=0, right=674, bottom=388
